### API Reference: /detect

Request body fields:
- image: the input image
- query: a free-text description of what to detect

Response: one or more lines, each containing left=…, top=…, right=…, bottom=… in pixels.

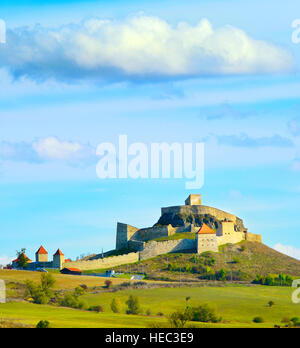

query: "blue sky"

left=0, top=0, right=300, bottom=263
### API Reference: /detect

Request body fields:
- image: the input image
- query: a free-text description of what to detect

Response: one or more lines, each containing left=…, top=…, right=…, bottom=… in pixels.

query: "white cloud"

left=33, top=137, right=86, bottom=160
left=273, top=243, right=300, bottom=260
left=0, top=255, right=13, bottom=266
left=0, top=16, right=293, bottom=82
left=0, top=137, right=96, bottom=165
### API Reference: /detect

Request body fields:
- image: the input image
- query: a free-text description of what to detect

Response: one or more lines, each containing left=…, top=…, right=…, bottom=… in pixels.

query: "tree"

left=168, top=309, right=191, bottom=328
left=268, top=301, right=275, bottom=307
left=126, top=295, right=140, bottom=315
left=36, top=320, right=50, bottom=329
left=41, top=273, right=55, bottom=297
left=111, top=298, right=121, bottom=313
left=219, top=269, right=227, bottom=281
left=16, top=248, right=29, bottom=269
left=25, top=274, right=56, bottom=305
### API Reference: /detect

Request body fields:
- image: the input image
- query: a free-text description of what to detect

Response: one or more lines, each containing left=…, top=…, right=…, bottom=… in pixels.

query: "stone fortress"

left=116, top=194, right=262, bottom=256
left=64, top=194, right=262, bottom=271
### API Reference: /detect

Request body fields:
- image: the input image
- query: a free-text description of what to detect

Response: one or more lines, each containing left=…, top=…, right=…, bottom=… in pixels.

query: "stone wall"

left=217, top=231, right=246, bottom=246
left=63, top=252, right=139, bottom=271
left=246, top=233, right=262, bottom=243
left=139, top=239, right=196, bottom=260
left=137, top=225, right=173, bottom=242
left=161, top=205, right=238, bottom=224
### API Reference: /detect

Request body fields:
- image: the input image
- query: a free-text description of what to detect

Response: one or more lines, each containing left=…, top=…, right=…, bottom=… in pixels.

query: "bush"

left=168, top=309, right=191, bottom=328
left=146, top=309, right=152, bottom=316
left=59, top=293, right=87, bottom=310
left=25, top=273, right=56, bottom=305
left=105, top=280, right=113, bottom=289
left=126, top=295, right=141, bottom=315
left=36, top=320, right=50, bottom=329
left=89, top=305, right=104, bottom=313
left=268, top=301, right=275, bottom=307
left=190, top=304, right=220, bottom=323
left=111, top=298, right=121, bottom=313
left=80, top=284, right=88, bottom=291
left=253, top=317, right=264, bottom=323
left=156, top=312, right=164, bottom=317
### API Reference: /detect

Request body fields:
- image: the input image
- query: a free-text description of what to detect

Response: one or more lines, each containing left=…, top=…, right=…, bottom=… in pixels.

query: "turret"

left=53, top=249, right=65, bottom=269
left=35, top=246, right=48, bottom=263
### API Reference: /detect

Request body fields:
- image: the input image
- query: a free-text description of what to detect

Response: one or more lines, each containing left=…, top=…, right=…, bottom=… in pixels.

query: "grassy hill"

left=0, top=284, right=299, bottom=328
left=104, top=241, right=300, bottom=282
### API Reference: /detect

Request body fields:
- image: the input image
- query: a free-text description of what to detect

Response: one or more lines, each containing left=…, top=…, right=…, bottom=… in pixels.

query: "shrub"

left=156, top=312, right=164, bottom=317
left=25, top=273, right=56, bottom=305
left=80, top=284, right=88, bottom=291
left=74, top=286, right=86, bottom=298
left=146, top=309, right=152, bottom=316
left=36, top=320, right=50, bottom=329
left=168, top=309, right=191, bottom=328
left=190, top=304, right=220, bottom=323
left=126, top=295, right=141, bottom=315
left=111, top=298, right=121, bottom=313
left=253, top=317, right=264, bottom=323
left=268, top=301, right=275, bottom=307
left=105, top=280, right=113, bottom=289
left=89, top=305, right=104, bottom=313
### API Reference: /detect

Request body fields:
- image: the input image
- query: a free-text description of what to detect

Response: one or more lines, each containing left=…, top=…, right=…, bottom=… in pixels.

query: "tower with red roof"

left=35, top=245, right=48, bottom=263
left=196, top=223, right=218, bottom=254
left=53, top=249, right=65, bottom=269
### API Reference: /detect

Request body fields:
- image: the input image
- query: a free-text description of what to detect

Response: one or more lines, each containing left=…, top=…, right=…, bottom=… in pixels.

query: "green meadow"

left=1, top=284, right=300, bottom=328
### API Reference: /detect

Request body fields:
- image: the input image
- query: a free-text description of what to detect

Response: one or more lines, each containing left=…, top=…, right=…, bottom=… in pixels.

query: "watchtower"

left=185, top=194, right=201, bottom=206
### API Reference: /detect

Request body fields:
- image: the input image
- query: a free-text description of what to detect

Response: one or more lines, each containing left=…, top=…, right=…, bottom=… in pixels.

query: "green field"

left=1, top=283, right=300, bottom=328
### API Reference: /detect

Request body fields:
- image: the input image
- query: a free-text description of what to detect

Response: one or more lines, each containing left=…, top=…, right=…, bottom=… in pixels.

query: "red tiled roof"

left=65, top=259, right=72, bottom=262
left=197, top=223, right=216, bottom=235
left=12, top=253, right=32, bottom=263
left=54, top=249, right=64, bottom=256
left=36, top=246, right=48, bottom=254
left=64, top=268, right=81, bottom=272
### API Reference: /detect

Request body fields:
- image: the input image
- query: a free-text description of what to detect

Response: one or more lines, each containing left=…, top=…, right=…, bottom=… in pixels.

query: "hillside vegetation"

left=109, top=242, right=300, bottom=282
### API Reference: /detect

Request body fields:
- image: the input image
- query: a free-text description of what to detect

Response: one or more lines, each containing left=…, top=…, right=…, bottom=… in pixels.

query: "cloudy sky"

left=0, top=0, right=300, bottom=263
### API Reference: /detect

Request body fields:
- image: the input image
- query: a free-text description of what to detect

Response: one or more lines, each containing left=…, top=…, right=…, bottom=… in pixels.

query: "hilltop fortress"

left=116, top=194, right=262, bottom=256
left=62, top=194, right=262, bottom=271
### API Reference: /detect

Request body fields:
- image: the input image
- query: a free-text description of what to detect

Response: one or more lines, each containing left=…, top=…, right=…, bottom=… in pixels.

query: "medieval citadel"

left=64, top=194, right=262, bottom=271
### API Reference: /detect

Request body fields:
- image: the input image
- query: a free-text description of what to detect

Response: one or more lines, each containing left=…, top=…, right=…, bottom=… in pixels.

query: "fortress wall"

left=116, top=223, right=139, bottom=250
left=246, top=233, right=262, bottom=243
left=139, top=239, right=196, bottom=260
left=63, top=252, right=139, bottom=271
left=161, top=205, right=238, bottom=224
left=217, top=232, right=245, bottom=246
left=137, top=225, right=174, bottom=242
left=128, top=240, right=145, bottom=251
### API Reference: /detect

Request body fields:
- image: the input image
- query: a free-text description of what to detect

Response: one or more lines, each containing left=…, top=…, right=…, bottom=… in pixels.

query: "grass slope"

left=82, top=285, right=300, bottom=328
left=0, top=270, right=127, bottom=290
left=108, top=242, right=300, bottom=281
